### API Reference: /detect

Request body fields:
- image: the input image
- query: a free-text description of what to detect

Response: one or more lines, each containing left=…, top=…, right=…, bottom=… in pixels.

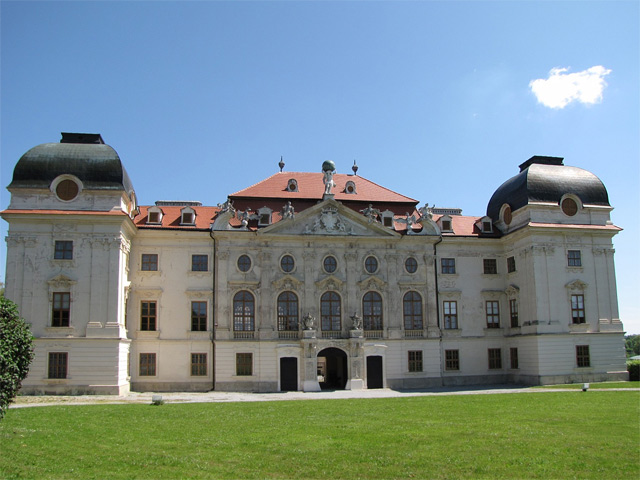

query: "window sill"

left=138, top=270, right=161, bottom=275
left=569, top=323, right=589, bottom=332
left=188, top=331, right=210, bottom=339
left=442, top=328, right=461, bottom=337
left=484, top=328, right=504, bottom=336
left=136, top=330, right=160, bottom=339
left=44, top=327, right=75, bottom=336
left=188, top=271, right=210, bottom=277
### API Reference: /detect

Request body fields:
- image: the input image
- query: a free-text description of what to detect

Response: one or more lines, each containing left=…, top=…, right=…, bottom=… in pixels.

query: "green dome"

left=322, top=160, right=336, bottom=172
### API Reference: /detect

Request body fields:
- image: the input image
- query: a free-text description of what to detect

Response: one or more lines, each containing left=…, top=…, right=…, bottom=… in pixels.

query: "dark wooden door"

left=366, top=356, right=383, bottom=389
left=280, top=357, right=298, bottom=391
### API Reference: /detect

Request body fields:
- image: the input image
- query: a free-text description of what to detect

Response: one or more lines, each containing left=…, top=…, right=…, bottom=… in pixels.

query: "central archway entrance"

left=317, top=347, right=348, bottom=390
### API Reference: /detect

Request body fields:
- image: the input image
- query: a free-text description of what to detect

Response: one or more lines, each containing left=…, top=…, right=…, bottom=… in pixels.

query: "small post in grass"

left=582, top=383, right=589, bottom=392
left=151, top=394, right=164, bottom=405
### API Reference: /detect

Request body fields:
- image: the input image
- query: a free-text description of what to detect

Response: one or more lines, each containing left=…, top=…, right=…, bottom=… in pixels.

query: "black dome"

left=8, top=133, right=134, bottom=195
left=487, top=156, right=610, bottom=221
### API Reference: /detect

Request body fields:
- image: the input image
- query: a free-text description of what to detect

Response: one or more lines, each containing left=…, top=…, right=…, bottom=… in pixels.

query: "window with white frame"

left=568, top=250, right=582, bottom=267
left=571, top=294, right=585, bottom=324
left=486, top=301, right=500, bottom=328
left=443, top=301, right=458, bottom=329
left=441, top=258, right=456, bottom=274
left=54, top=240, right=73, bottom=260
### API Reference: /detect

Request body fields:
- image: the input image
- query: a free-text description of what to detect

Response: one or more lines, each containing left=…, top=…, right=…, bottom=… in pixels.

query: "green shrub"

left=627, top=360, right=640, bottom=382
left=0, top=297, right=34, bottom=420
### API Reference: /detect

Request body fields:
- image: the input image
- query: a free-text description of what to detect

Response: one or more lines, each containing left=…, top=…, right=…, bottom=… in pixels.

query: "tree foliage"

left=625, top=334, right=640, bottom=357
left=0, top=297, right=34, bottom=419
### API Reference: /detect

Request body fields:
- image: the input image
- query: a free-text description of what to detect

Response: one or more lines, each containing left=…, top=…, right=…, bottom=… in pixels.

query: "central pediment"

left=258, top=199, right=399, bottom=237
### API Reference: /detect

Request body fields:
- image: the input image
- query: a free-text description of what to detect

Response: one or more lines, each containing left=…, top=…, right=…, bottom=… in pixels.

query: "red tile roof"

left=230, top=172, right=418, bottom=204
left=1, top=209, right=128, bottom=216
left=134, top=206, right=220, bottom=229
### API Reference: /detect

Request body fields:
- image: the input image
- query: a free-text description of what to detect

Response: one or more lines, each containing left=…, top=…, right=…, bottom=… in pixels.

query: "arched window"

left=363, top=291, right=383, bottom=330
left=403, top=291, right=423, bottom=330
left=277, top=291, right=299, bottom=331
left=321, top=292, right=341, bottom=331
left=233, top=291, right=255, bottom=331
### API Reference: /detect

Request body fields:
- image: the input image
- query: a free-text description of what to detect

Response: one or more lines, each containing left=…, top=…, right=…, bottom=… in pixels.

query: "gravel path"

left=11, top=385, right=637, bottom=408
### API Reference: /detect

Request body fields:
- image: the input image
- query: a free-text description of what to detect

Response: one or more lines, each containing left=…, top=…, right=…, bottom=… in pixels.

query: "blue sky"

left=1, top=1, right=638, bottom=332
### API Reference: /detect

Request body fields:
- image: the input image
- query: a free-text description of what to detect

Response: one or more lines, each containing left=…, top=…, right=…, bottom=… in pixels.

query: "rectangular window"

left=488, top=348, right=502, bottom=369
left=576, top=345, right=590, bottom=367
left=54, top=240, right=73, bottom=260
left=568, top=250, right=582, bottom=267
left=141, top=253, right=158, bottom=271
left=52, top=292, right=70, bottom=327
left=445, top=350, right=459, bottom=371
left=486, top=301, right=500, bottom=328
left=140, top=301, right=157, bottom=331
left=483, top=258, right=497, bottom=274
left=408, top=351, right=423, bottom=372
left=441, top=220, right=451, bottom=231
left=139, top=353, right=156, bottom=376
left=507, top=256, right=516, bottom=273
left=236, top=353, right=253, bottom=376
left=191, top=301, right=207, bottom=331
left=443, top=301, right=458, bottom=329
left=181, top=212, right=194, bottom=224
left=191, top=353, right=207, bottom=376
left=571, top=294, right=585, bottom=324
left=191, top=254, right=208, bottom=272
left=48, top=352, right=68, bottom=379
left=147, top=211, right=160, bottom=223
left=510, top=348, right=519, bottom=369
left=441, top=258, right=456, bottom=274
left=509, top=299, right=519, bottom=328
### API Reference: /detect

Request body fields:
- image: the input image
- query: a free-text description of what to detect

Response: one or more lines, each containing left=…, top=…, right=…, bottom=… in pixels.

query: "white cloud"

left=529, top=66, right=611, bottom=109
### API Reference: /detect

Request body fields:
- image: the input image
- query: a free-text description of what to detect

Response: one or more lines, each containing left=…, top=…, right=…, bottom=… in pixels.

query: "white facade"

left=2, top=134, right=627, bottom=394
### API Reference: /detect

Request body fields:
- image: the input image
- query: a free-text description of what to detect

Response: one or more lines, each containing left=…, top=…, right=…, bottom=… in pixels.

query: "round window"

left=237, top=254, right=252, bottom=272
left=503, top=205, right=512, bottom=225
left=561, top=198, right=578, bottom=216
left=323, top=255, right=337, bottom=273
left=280, top=254, right=295, bottom=273
left=364, top=256, right=378, bottom=274
left=56, top=179, right=79, bottom=201
left=405, top=257, right=418, bottom=274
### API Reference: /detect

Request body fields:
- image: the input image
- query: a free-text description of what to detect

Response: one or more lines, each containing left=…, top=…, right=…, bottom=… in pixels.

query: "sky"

left=1, top=1, right=638, bottom=332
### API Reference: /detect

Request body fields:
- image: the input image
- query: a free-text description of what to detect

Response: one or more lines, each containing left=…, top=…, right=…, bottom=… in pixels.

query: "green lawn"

left=1, top=392, right=638, bottom=479
left=534, top=381, right=640, bottom=389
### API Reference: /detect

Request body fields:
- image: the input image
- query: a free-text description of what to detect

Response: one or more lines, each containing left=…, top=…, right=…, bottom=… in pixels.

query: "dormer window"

left=475, top=216, right=493, bottom=233
left=380, top=210, right=394, bottom=228
left=286, top=179, right=298, bottom=192
left=345, top=181, right=357, bottom=194
left=440, top=215, right=453, bottom=232
left=147, top=207, right=163, bottom=225
left=180, top=207, right=196, bottom=225
left=257, top=206, right=272, bottom=226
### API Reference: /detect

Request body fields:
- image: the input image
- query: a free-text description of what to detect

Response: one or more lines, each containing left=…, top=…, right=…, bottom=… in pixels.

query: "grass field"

left=1, top=391, right=638, bottom=479
left=534, top=381, right=640, bottom=389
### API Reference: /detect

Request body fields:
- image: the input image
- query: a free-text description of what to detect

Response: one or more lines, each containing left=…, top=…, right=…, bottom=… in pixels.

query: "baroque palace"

left=2, top=133, right=627, bottom=394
